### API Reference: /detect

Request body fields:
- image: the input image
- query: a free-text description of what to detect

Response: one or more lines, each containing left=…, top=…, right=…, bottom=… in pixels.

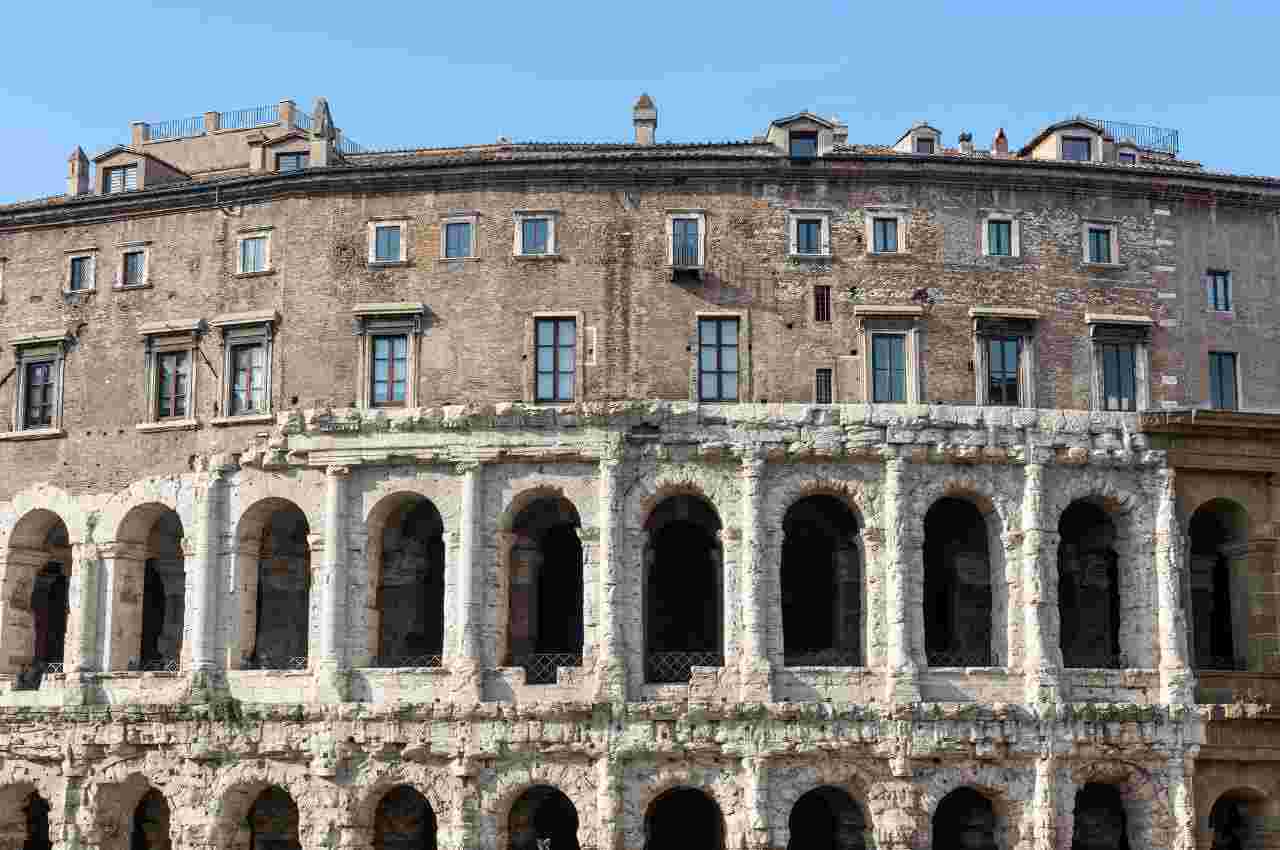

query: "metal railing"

left=672, top=235, right=700, bottom=267
left=14, top=660, right=62, bottom=691
left=1067, top=115, right=1179, bottom=155
left=149, top=115, right=206, bottom=141
left=336, top=137, right=365, bottom=155
left=219, top=104, right=280, bottom=131
left=927, top=648, right=997, bottom=668
left=1197, top=655, right=1248, bottom=672
left=784, top=649, right=863, bottom=667
left=515, top=652, right=583, bottom=685
left=241, top=655, right=308, bottom=671
left=646, top=651, right=724, bottom=684
left=1063, top=653, right=1128, bottom=670
left=128, top=657, right=180, bottom=673
left=368, top=654, right=444, bottom=669
left=293, top=112, right=312, bottom=131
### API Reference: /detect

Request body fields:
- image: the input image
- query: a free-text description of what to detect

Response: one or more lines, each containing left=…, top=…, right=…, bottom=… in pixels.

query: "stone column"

left=315, top=464, right=352, bottom=700
left=1169, top=750, right=1197, bottom=850
left=594, top=444, right=627, bottom=703
left=452, top=461, right=484, bottom=702
left=742, top=756, right=769, bottom=850
left=188, top=463, right=229, bottom=674
left=1021, top=457, right=1061, bottom=705
left=98, top=541, right=146, bottom=671
left=739, top=451, right=771, bottom=702
left=1028, top=755, right=1056, bottom=850
left=882, top=450, right=919, bottom=704
left=1155, top=467, right=1193, bottom=704
left=595, top=754, right=624, bottom=850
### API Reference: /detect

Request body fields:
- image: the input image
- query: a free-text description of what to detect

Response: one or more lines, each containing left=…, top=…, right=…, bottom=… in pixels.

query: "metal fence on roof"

left=148, top=115, right=206, bottom=141
left=1084, top=117, right=1179, bottom=155
left=294, top=111, right=312, bottom=131
left=336, top=137, right=365, bottom=155
left=218, top=104, right=280, bottom=131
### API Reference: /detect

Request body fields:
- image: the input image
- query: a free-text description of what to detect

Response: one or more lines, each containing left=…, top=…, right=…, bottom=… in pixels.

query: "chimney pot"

left=993, top=128, right=1009, bottom=156
left=66, top=147, right=90, bottom=196
left=633, top=93, right=657, bottom=146
left=958, top=131, right=974, bottom=155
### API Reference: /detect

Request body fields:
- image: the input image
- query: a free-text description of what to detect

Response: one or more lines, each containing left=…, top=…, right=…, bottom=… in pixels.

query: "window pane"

left=720, top=345, right=738, bottom=373
left=797, top=220, right=821, bottom=254
left=446, top=222, right=471, bottom=258
left=557, top=372, right=574, bottom=401
left=558, top=345, right=574, bottom=372
left=989, top=221, right=1011, bottom=256
left=124, top=252, right=145, bottom=285
left=790, top=133, right=818, bottom=158
left=720, top=372, right=738, bottom=400
left=915, top=137, right=934, bottom=154
left=673, top=219, right=699, bottom=265
left=1063, top=138, right=1091, bottom=161
left=375, top=226, right=400, bottom=261
left=522, top=219, right=548, bottom=254
left=700, top=373, right=718, bottom=401
left=874, top=219, right=898, bottom=253
left=537, top=346, right=555, bottom=372
left=699, top=319, right=717, bottom=345
left=719, top=320, right=737, bottom=346
left=700, top=346, right=718, bottom=371
left=1089, top=229, right=1111, bottom=263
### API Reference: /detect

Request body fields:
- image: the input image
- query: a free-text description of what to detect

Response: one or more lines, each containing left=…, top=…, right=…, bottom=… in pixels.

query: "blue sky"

left=1, top=1, right=1277, bottom=203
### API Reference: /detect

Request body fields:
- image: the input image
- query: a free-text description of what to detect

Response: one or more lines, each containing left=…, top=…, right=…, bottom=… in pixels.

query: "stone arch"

left=1058, top=499, right=1122, bottom=669
left=231, top=498, right=313, bottom=670
left=0, top=782, right=53, bottom=850
left=923, top=495, right=998, bottom=667
left=485, top=766, right=597, bottom=850
left=1208, top=786, right=1276, bottom=850
left=208, top=768, right=318, bottom=850
left=370, top=785, right=437, bottom=850
left=788, top=785, right=870, bottom=850
left=0, top=509, right=72, bottom=677
left=644, top=785, right=725, bottom=850
left=928, top=786, right=1001, bottom=850
left=767, top=759, right=879, bottom=850
left=1188, top=498, right=1252, bottom=671
left=1068, top=760, right=1175, bottom=850
left=505, top=785, right=580, bottom=850
left=348, top=765, right=455, bottom=843
left=365, top=492, right=447, bottom=668
left=81, top=764, right=194, bottom=850
left=781, top=494, right=863, bottom=666
left=110, top=503, right=186, bottom=672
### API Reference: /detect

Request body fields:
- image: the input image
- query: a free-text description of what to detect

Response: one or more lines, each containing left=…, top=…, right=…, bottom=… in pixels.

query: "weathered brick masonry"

left=0, top=100, right=1277, bottom=848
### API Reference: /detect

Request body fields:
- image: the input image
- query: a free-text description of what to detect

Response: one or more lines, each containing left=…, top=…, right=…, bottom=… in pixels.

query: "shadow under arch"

left=931, top=787, right=997, bottom=850
left=781, top=495, right=862, bottom=667
left=114, top=502, right=186, bottom=672
left=508, top=785, right=579, bottom=850
left=233, top=498, right=311, bottom=671
left=3, top=509, right=71, bottom=679
left=1188, top=498, right=1251, bottom=671
left=1209, top=786, right=1274, bottom=850
left=365, top=492, right=446, bottom=668
left=1058, top=499, right=1122, bottom=669
left=645, top=786, right=724, bottom=850
left=374, top=784, right=437, bottom=850
left=923, top=496, right=996, bottom=667
left=788, top=785, right=868, bottom=850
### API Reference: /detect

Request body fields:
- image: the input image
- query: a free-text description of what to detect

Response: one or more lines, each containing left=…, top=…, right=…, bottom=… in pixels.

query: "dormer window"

left=276, top=152, right=309, bottom=172
left=1062, top=137, right=1092, bottom=161
left=915, top=137, right=935, bottom=154
left=104, top=164, right=137, bottom=194
left=790, top=132, right=818, bottom=159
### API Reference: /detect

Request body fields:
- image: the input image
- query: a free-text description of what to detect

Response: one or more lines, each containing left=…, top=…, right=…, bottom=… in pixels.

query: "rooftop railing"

left=219, top=104, right=281, bottom=131
left=149, top=115, right=206, bottom=141
left=337, top=137, right=365, bottom=155
left=1070, top=115, right=1180, bottom=155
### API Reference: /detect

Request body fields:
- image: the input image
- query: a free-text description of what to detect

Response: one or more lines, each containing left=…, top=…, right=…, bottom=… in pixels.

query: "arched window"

left=1189, top=500, right=1250, bottom=671
left=128, top=507, right=185, bottom=671
left=645, top=787, right=724, bottom=850
left=248, top=787, right=301, bottom=850
left=375, top=785, right=437, bottom=850
left=4, top=510, right=71, bottom=683
left=23, top=791, right=51, bottom=850
left=235, top=501, right=311, bottom=670
left=782, top=497, right=862, bottom=667
left=509, top=786, right=579, bottom=850
left=373, top=497, right=446, bottom=668
left=130, top=788, right=172, bottom=850
left=506, top=497, right=583, bottom=684
left=932, top=788, right=996, bottom=850
left=1210, top=789, right=1268, bottom=850
left=789, top=786, right=867, bottom=850
left=1071, top=783, right=1129, bottom=850
left=1058, top=502, right=1121, bottom=668
left=924, top=498, right=992, bottom=667
left=644, top=495, right=723, bottom=683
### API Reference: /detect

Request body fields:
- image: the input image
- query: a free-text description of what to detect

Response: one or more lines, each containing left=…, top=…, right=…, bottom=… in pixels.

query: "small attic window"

left=914, top=137, right=935, bottom=154
left=1062, top=137, right=1092, bottom=161
left=276, top=152, right=309, bottom=173
left=1118, top=150, right=1137, bottom=165
left=103, top=164, right=137, bottom=194
left=790, top=132, right=818, bottom=158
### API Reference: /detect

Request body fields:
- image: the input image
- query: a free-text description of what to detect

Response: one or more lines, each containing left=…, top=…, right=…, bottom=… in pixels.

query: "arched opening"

left=115, top=505, right=186, bottom=671
left=644, top=495, right=724, bottom=683
left=236, top=501, right=311, bottom=670
left=130, top=788, right=172, bottom=850
left=373, top=498, right=446, bottom=668
left=374, top=785, right=437, bottom=850
left=248, top=787, right=301, bottom=850
left=924, top=498, right=992, bottom=667
left=1058, top=501, right=1121, bottom=669
left=506, top=497, right=583, bottom=684
left=1189, top=500, right=1250, bottom=671
left=932, top=788, right=996, bottom=850
left=3, top=510, right=71, bottom=683
left=788, top=786, right=867, bottom=850
left=509, top=785, right=579, bottom=850
left=1210, top=789, right=1269, bottom=850
left=645, top=787, right=724, bottom=850
left=782, top=497, right=862, bottom=667
left=1071, top=783, right=1129, bottom=850
left=24, top=791, right=51, bottom=850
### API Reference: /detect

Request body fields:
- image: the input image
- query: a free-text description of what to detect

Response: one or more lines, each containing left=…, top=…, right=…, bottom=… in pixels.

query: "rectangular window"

left=123, top=251, right=146, bottom=286
left=987, top=337, right=1021, bottom=406
left=104, top=164, right=137, bottom=193
left=815, top=368, right=833, bottom=404
left=521, top=218, right=549, bottom=255
left=873, top=218, right=898, bottom=253
left=796, top=219, right=822, bottom=254
left=673, top=218, right=700, bottom=266
left=988, top=220, right=1012, bottom=257
left=69, top=256, right=91, bottom=291
left=276, top=152, right=309, bottom=172
left=1118, top=151, right=1137, bottom=164
left=155, top=350, right=190, bottom=419
left=1099, top=342, right=1137, bottom=411
left=22, top=362, right=55, bottom=429
left=1209, top=270, right=1232, bottom=311
left=698, top=318, right=739, bottom=402
left=371, top=335, right=409, bottom=407
left=790, top=132, right=818, bottom=158
left=445, top=222, right=472, bottom=258
left=374, top=225, right=401, bottom=263
left=535, top=317, right=576, bottom=402
left=230, top=343, right=267, bottom=415
left=915, top=137, right=935, bottom=154
left=1062, top=137, right=1091, bottom=161
left=814, top=285, right=832, bottom=322
left=1209, top=352, right=1238, bottom=410
left=240, top=237, right=267, bottom=273
left=871, top=333, right=906, bottom=403
left=1087, top=227, right=1112, bottom=264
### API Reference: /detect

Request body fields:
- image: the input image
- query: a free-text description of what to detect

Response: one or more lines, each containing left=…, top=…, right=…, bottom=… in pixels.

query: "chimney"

left=67, top=147, right=90, bottom=196
left=633, top=94, right=657, bottom=146
left=310, top=97, right=335, bottom=166
left=832, top=116, right=848, bottom=146
left=993, top=128, right=1008, bottom=157
left=130, top=121, right=149, bottom=146
left=958, top=131, right=974, bottom=155
left=279, top=99, right=297, bottom=130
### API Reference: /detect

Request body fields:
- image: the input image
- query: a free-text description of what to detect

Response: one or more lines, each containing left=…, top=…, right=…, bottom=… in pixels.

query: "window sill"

left=1083, top=262, right=1126, bottom=270
left=1209, top=309, right=1235, bottom=318
left=367, top=260, right=411, bottom=269
left=0, top=428, right=65, bottom=442
left=983, top=253, right=1021, bottom=260
left=788, top=253, right=832, bottom=261
left=513, top=253, right=562, bottom=261
left=113, top=282, right=152, bottom=291
left=866, top=251, right=909, bottom=258
left=210, top=413, right=275, bottom=426
left=62, top=288, right=96, bottom=296
left=235, top=269, right=276, bottom=279
left=437, top=256, right=480, bottom=263
left=136, top=418, right=200, bottom=433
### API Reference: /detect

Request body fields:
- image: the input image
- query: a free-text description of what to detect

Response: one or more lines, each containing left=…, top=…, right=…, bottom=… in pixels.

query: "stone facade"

left=0, top=98, right=1278, bottom=849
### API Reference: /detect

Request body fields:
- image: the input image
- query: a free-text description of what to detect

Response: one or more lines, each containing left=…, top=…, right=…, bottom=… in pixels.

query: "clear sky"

left=1, top=0, right=1277, bottom=204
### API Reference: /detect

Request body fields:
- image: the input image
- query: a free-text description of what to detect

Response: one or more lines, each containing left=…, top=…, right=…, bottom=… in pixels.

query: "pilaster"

left=97, top=541, right=147, bottom=672
left=1156, top=467, right=1194, bottom=704
left=594, top=440, right=627, bottom=703
left=1029, top=754, right=1056, bottom=850
left=742, top=755, right=769, bottom=850
left=882, top=450, right=919, bottom=704
left=738, top=449, right=771, bottom=702
left=596, top=753, right=624, bottom=850
left=452, top=460, right=484, bottom=702
left=189, top=461, right=230, bottom=679
left=1021, top=458, right=1061, bottom=706
left=314, top=463, right=352, bottom=701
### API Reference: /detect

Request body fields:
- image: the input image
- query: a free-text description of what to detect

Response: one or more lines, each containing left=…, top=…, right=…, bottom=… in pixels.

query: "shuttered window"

left=156, top=350, right=189, bottom=419
left=104, top=164, right=137, bottom=193
left=230, top=343, right=267, bottom=415
left=871, top=334, right=906, bottom=403
left=123, top=251, right=146, bottom=287
left=1099, top=343, right=1137, bottom=411
left=240, top=237, right=267, bottom=273
left=1209, top=352, right=1238, bottom=410
left=988, top=220, right=1012, bottom=256
left=521, top=219, right=549, bottom=255
left=23, top=362, right=55, bottom=429
left=873, top=218, right=898, bottom=253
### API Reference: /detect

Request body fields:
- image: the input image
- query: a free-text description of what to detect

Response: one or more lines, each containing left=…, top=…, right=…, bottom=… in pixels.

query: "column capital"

left=96, top=540, right=146, bottom=562
left=325, top=463, right=352, bottom=478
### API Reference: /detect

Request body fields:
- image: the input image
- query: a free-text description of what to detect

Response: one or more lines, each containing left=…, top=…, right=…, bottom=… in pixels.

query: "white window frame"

left=136, top=319, right=203, bottom=431
left=667, top=210, right=707, bottom=269
left=65, top=248, right=97, bottom=293
left=865, top=210, right=909, bottom=255
left=853, top=305, right=923, bottom=404
left=367, top=219, right=409, bottom=266
left=6, top=332, right=69, bottom=438
left=115, top=240, right=151, bottom=289
left=1085, top=313, right=1152, bottom=412
left=513, top=210, right=560, bottom=258
left=236, top=228, right=273, bottom=276
left=980, top=214, right=1021, bottom=258
left=970, top=307, right=1040, bottom=408
left=210, top=310, right=278, bottom=424
left=353, top=303, right=426, bottom=409
left=1082, top=220, right=1121, bottom=266
left=440, top=212, right=480, bottom=260
left=788, top=209, right=831, bottom=258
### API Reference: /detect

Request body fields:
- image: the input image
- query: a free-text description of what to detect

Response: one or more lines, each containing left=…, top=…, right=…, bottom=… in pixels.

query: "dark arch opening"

left=788, top=786, right=867, bottom=850
left=1210, top=790, right=1267, bottom=850
left=924, top=498, right=992, bottom=667
left=644, top=495, right=723, bottom=683
left=782, top=497, right=862, bottom=667
left=250, top=505, right=311, bottom=670
left=1189, top=500, right=1249, bottom=671
left=375, top=785, right=437, bottom=850
left=14, top=513, right=71, bottom=687
left=1058, top=501, right=1121, bottom=668
left=248, top=786, right=301, bottom=850
left=932, top=787, right=995, bottom=850
left=509, top=785, right=579, bottom=850
left=1071, top=783, right=1129, bottom=850
left=138, top=509, right=185, bottom=670
left=377, top=499, right=446, bottom=667
left=130, top=788, right=172, bottom=850
left=645, top=787, right=724, bottom=850
left=24, top=791, right=51, bottom=850
left=507, top=497, right=583, bottom=684
left=30, top=561, right=68, bottom=677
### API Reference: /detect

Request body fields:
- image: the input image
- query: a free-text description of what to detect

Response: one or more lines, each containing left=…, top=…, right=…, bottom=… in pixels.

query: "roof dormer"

left=247, top=129, right=313, bottom=173
left=91, top=147, right=189, bottom=195
left=765, top=112, right=842, bottom=159
left=1113, top=140, right=1140, bottom=165
left=1018, top=118, right=1105, bottom=162
left=893, top=122, right=942, bottom=155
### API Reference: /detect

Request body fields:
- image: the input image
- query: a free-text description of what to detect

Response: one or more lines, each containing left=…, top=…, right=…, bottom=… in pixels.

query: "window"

left=814, top=285, right=832, bottom=322
left=988, top=221, right=1012, bottom=257
left=10, top=333, right=68, bottom=435
left=522, top=219, right=548, bottom=255
left=155, top=350, right=190, bottom=419
left=790, top=132, right=818, bottom=158
left=239, top=236, right=267, bottom=274
left=514, top=211, right=559, bottom=257
left=1118, top=151, right=1137, bottom=164
left=673, top=218, right=700, bottom=267
left=698, top=317, right=739, bottom=402
left=1062, top=137, right=1092, bottom=161
left=789, top=210, right=830, bottom=257
left=986, top=337, right=1020, bottom=406
left=371, top=335, right=408, bottom=407
left=915, top=137, right=935, bottom=154
left=973, top=313, right=1037, bottom=407
left=104, top=164, right=137, bottom=194
left=122, top=250, right=146, bottom=287
left=138, top=322, right=201, bottom=429
left=23, top=362, right=55, bottom=429
left=1209, top=352, right=1238, bottom=410
left=229, top=343, right=267, bottom=415
left=796, top=219, right=822, bottom=254
left=1088, top=317, right=1150, bottom=412
left=873, top=218, right=898, bottom=253
left=276, top=152, right=309, bottom=172
left=815, top=368, right=833, bottom=404
left=374, top=225, right=401, bottom=263
left=446, top=222, right=472, bottom=258
left=353, top=303, right=425, bottom=409
left=210, top=311, right=277, bottom=420
left=535, top=317, right=576, bottom=402
left=1087, top=226, right=1114, bottom=264
left=871, top=334, right=906, bottom=402
left=68, top=255, right=93, bottom=292
left=1099, top=343, right=1137, bottom=411
left=1209, top=270, right=1232, bottom=311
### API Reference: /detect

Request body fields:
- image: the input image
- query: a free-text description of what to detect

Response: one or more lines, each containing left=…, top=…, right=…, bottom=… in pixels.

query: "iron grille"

left=784, top=649, right=862, bottom=667
left=926, top=648, right=997, bottom=668
left=645, top=651, right=724, bottom=684
left=1196, top=655, right=1247, bottom=672
left=128, top=657, right=180, bottom=672
left=14, top=661, right=62, bottom=691
left=369, top=654, right=444, bottom=669
left=148, top=115, right=206, bottom=140
left=515, top=653, right=583, bottom=685
left=1064, top=654, right=1128, bottom=670
left=336, top=137, right=365, bottom=155
left=241, top=655, right=308, bottom=671
left=1065, top=116, right=1179, bottom=155
left=219, top=105, right=280, bottom=130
